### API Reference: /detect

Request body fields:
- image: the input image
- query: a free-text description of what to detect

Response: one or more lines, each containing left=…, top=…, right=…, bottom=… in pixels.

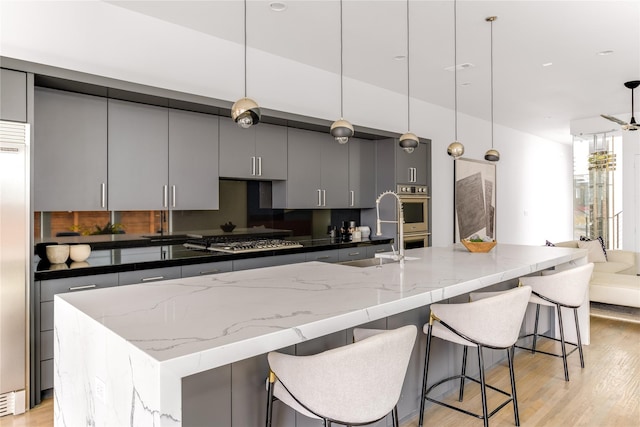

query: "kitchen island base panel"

left=54, top=244, right=588, bottom=426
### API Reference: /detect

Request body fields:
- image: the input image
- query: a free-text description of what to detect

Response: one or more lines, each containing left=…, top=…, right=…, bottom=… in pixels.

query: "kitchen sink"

left=339, top=256, right=419, bottom=268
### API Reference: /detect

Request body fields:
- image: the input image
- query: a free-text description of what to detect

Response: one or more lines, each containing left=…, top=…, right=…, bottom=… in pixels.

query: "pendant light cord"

left=406, top=0, right=411, bottom=131
left=243, top=0, right=247, bottom=98
left=340, top=0, right=344, bottom=119
left=453, top=0, right=458, bottom=141
left=490, top=17, right=494, bottom=149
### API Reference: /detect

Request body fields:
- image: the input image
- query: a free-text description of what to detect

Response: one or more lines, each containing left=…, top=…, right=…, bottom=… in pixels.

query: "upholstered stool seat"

left=419, top=286, right=532, bottom=427
left=517, top=263, right=594, bottom=381
left=265, top=325, right=417, bottom=427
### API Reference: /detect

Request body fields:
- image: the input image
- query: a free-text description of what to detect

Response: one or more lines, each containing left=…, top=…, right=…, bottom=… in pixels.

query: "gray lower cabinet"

left=366, top=244, right=393, bottom=258
left=338, top=247, right=368, bottom=262
left=118, top=266, right=181, bottom=286
left=34, top=87, right=108, bottom=211
left=272, top=128, right=348, bottom=209
left=348, top=137, right=376, bottom=208
left=218, top=117, right=287, bottom=180
left=169, top=109, right=220, bottom=210
left=36, top=273, right=118, bottom=396
left=181, top=260, right=233, bottom=277
left=0, top=68, right=27, bottom=122
left=305, top=250, right=339, bottom=263
left=108, top=99, right=169, bottom=210
left=232, top=253, right=306, bottom=271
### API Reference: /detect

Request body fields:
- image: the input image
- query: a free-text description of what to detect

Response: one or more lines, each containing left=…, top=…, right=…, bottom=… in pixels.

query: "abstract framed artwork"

left=454, top=158, right=496, bottom=242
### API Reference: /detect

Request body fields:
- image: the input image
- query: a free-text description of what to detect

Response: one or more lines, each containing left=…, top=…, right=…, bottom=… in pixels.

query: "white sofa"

left=554, top=240, right=639, bottom=308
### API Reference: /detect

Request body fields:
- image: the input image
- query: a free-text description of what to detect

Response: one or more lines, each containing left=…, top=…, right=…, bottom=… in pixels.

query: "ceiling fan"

left=601, top=80, right=639, bottom=131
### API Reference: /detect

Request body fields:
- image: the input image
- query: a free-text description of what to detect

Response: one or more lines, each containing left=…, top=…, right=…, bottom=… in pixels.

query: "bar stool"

left=517, top=263, right=594, bottom=381
left=265, top=325, right=417, bottom=427
left=418, top=286, right=532, bottom=427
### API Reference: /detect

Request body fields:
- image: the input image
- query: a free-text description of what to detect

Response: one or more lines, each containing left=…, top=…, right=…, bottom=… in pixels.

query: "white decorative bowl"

left=69, top=244, right=91, bottom=262
left=46, top=244, right=69, bottom=264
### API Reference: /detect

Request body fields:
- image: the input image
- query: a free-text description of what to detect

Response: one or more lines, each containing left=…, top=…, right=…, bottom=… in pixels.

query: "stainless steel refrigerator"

left=0, top=120, right=29, bottom=416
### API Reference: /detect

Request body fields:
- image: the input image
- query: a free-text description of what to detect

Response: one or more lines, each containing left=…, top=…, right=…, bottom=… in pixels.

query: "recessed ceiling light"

left=597, top=50, right=614, bottom=56
left=542, top=62, right=553, bottom=67
left=394, top=55, right=406, bottom=61
left=444, top=63, right=475, bottom=72
left=269, top=2, right=287, bottom=12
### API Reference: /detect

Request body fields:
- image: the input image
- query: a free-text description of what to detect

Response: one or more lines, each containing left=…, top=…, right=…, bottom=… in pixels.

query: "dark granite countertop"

left=33, top=236, right=394, bottom=281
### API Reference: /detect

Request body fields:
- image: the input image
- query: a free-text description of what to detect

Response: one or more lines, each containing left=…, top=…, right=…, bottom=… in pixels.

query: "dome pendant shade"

left=231, top=97, right=261, bottom=129
left=399, top=132, right=419, bottom=153
left=447, top=141, right=464, bottom=158
left=484, top=148, right=500, bottom=162
left=330, top=118, right=354, bottom=144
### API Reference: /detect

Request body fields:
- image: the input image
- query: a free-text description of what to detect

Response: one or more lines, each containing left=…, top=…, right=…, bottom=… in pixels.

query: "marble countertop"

left=56, top=243, right=586, bottom=379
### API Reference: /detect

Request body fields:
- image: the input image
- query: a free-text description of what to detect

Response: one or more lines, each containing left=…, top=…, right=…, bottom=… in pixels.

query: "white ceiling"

left=106, top=0, right=639, bottom=144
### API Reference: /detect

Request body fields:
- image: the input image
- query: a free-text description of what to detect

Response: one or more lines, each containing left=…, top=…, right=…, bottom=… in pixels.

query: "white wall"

left=0, top=1, right=573, bottom=247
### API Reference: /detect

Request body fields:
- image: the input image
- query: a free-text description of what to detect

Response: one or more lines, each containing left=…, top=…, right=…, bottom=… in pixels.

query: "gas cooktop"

left=184, top=237, right=302, bottom=254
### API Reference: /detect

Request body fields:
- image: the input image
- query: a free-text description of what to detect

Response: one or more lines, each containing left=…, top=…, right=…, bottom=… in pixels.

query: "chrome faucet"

left=375, top=191, right=404, bottom=262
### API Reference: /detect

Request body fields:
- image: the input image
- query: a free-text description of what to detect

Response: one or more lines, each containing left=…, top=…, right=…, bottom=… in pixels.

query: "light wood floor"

left=1, top=315, right=638, bottom=427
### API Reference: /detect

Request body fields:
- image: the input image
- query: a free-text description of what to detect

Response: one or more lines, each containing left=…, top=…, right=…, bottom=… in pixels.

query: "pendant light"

left=447, top=0, right=464, bottom=159
left=484, top=16, right=500, bottom=162
left=399, top=0, right=419, bottom=154
left=330, top=0, right=354, bottom=144
left=231, top=0, right=261, bottom=129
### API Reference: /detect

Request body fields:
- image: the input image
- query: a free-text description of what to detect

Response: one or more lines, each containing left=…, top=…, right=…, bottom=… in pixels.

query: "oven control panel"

left=397, top=184, right=428, bottom=195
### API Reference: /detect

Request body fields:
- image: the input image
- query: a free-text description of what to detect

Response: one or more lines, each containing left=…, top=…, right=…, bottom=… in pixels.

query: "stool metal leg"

left=459, top=346, right=468, bottom=402
left=266, top=371, right=275, bottom=427
left=418, top=325, right=433, bottom=427
left=532, top=304, right=540, bottom=354
left=507, top=346, right=520, bottom=426
left=477, top=346, right=489, bottom=427
left=556, top=304, right=570, bottom=381
left=574, top=308, right=585, bottom=369
left=392, top=405, right=399, bottom=427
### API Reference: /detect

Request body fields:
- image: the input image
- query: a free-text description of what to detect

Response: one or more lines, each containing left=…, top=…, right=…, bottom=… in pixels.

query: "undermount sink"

left=339, top=256, right=419, bottom=268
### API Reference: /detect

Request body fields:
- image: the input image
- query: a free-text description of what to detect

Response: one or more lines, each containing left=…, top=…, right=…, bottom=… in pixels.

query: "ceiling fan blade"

left=600, top=114, right=629, bottom=126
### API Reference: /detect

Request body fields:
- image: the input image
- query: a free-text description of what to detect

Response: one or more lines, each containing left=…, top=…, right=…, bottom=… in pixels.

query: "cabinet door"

left=348, top=137, right=375, bottom=208
left=279, top=128, right=322, bottom=208
left=169, top=109, right=219, bottom=210
left=0, top=68, right=27, bottom=122
left=108, top=99, right=168, bottom=210
left=254, top=123, right=287, bottom=180
left=34, top=88, right=108, bottom=211
left=395, top=142, right=427, bottom=185
left=219, top=116, right=256, bottom=179
left=321, top=136, right=349, bottom=208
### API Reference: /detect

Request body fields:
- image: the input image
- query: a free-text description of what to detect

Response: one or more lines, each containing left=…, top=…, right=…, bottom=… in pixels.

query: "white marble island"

left=54, top=244, right=587, bottom=427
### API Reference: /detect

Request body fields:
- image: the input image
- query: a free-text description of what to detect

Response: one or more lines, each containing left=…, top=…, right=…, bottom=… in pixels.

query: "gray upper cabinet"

left=218, top=117, right=287, bottom=180
left=0, top=68, right=27, bottom=122
left=348, top=137, right=375, bottom=208
left=34, top=88, right=108, bottom=211
left=273, top=128, right=348, bottom=209
left=169, top=109, right=219, bottom=210
left=396, top=141, right=428, bottom=185
left=108, top=99, right=169, bottom=210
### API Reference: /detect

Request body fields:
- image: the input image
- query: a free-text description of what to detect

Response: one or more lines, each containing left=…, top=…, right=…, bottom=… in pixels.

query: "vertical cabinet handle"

left=322, top=189, right=326, bottom=207
left=257, top=156, right=262, bottom=176
left=163, top=185, right=168, bottom=208
left=101, top=183, right=106, bottom=208
left=317, top=189, right=322, bottom=206
left=171, top=185, right=176, bottom=208
left=251, top=156, right=256, bottom=176
left=350, top=190, right=355, bottom=207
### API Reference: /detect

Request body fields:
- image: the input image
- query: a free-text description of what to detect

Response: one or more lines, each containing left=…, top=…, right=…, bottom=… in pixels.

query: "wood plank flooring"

left=1, top=315, right=638, bottom=427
